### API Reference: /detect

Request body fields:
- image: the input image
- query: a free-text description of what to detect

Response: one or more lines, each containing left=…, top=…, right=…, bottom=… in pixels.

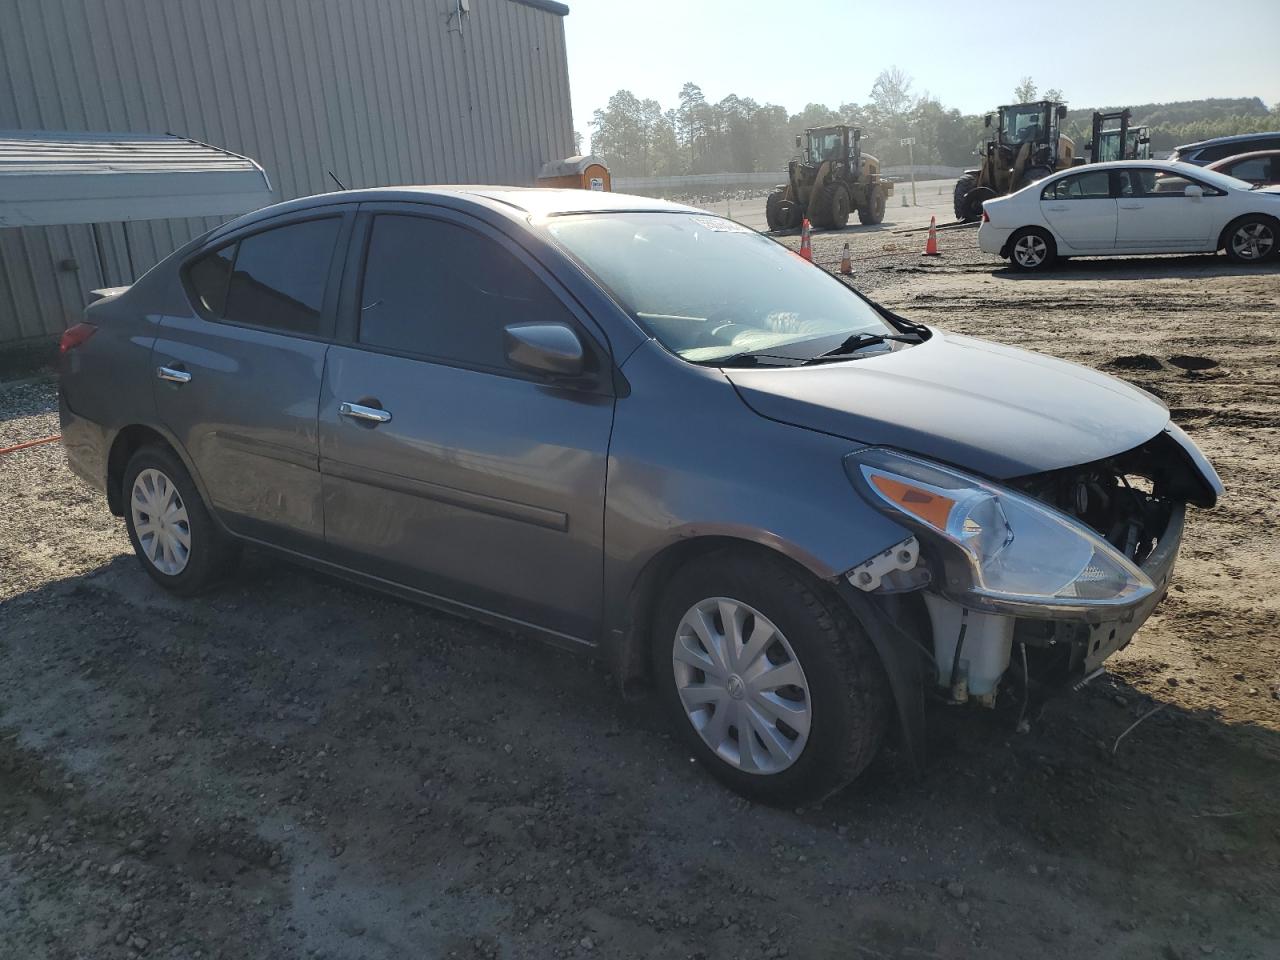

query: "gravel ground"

left=1, top=231, right=1278, bottom=960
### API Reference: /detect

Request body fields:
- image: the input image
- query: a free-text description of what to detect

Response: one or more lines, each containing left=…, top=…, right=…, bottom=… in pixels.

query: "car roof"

left=201, top=186, right=706, bottom=244
left=1174, top=131, right=1280, bottom=152
left=1049, top=159, right=1197, bottom=174
left=1206, top=149, right=1280, bottom=166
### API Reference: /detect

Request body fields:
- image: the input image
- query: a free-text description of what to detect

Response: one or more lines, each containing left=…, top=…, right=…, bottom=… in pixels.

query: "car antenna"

left=327, top=170, right=348, bottom=191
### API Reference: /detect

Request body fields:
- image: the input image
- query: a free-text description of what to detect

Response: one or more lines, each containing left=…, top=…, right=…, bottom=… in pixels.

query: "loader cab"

left=992, top=101, right=1070, bottom=168
left=801, top=125, right=862, bottom=168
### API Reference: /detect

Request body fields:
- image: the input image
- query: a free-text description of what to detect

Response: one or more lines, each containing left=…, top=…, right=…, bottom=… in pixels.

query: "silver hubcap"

left=1232, top=222, right=1274, bottom=260
left=1013, top=234, right=1047, bottom=267
left=130, top=468, right=191, bottom=576
left=672, top=597, right=812, bottom=775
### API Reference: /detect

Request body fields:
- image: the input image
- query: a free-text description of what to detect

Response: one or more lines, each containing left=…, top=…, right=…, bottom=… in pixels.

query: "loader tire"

left=1015, top=165, right=1054, bottom=192
left=858, top=187, right=886, bottom=225
left=766, top=190, right=788, bottom=231
left=808, top=185, right=834, bottom=229
left=827, top=184, right=851, bottom=229
left=954, top=175, right=979, bottom=222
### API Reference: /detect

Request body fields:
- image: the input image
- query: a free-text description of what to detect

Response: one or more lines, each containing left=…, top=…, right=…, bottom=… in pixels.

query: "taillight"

left=59, top=322, right=97, bottom=353
left=982, top=209, right=990, bottom=223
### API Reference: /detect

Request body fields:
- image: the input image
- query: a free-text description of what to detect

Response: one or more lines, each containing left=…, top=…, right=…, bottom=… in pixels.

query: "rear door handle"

left=156, top=365, right=191, bottom=384
left=1119, top=203, right=1144, bottom=210
left=1045, top=204, right=1068, bottom=212
left=339, top=401, right=392, bottom=424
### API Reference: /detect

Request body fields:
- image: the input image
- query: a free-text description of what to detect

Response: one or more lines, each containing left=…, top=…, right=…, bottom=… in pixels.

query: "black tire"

left=953, top=174, right=978, bottom=221
left=122, top=444, right=240, bottom=596
left=828, top=184, right=851, bottom=229
left=1007, top=226, right=1057, bottom=272
left=1015, top=165, right=1054, bottom=192
left=807, top=184, right=834, bottom=229
left=1221, top=214, right=1278, bottom=264
left=857, top=186, right=886, bottom=225
left=765, top=190, right=787, bottom=232
left=651, top=548, right=890, bottom=806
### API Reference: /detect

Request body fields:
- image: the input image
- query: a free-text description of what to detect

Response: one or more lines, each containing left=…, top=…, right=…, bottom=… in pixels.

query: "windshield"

left=1000, top=105, right=1045, bottom=146
left=543, top=212, right=895, bottom=363
left=806, top=130, right=843, bottom=164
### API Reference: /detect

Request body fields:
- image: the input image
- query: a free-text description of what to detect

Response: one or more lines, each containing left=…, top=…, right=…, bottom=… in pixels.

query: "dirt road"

left=2, top=228, right=1278, bottom=960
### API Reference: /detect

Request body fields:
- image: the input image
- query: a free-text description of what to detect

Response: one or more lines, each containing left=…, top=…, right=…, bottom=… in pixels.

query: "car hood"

left=725, top=329, right=1170, bottom=479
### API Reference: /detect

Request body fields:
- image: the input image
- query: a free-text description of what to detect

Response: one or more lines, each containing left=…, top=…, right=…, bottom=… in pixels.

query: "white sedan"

left=978, top=159, right=1280, bottom=271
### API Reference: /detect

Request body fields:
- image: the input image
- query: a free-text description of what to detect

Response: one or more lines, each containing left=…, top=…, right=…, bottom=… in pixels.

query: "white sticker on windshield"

left=690, top=216, right=753, bottom=234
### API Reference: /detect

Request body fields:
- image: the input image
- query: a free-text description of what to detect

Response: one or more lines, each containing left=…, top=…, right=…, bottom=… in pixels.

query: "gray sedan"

left=59, top=187, right=1222, bottom=804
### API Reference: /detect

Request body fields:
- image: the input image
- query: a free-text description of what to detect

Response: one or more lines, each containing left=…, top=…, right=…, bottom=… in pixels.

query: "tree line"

left=587, top=68, right=1280, bottom=177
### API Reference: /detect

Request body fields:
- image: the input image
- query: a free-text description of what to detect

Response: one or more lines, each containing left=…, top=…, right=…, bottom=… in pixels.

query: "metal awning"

left=0, top=130, right=273, bottom=228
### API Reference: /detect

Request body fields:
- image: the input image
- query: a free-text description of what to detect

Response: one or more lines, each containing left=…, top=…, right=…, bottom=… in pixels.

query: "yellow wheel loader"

left=766, top=125, right=893, bottom=231
left=954, top=101, right=1075, bottom=222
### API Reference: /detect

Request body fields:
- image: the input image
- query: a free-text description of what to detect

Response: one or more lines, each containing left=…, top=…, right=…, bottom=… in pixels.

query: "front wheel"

left=1008, top=227, right=1057, bottom=272
left=652, top=550, right=890, bottom=805
left=953, top=174, right=978, bottom=221
left=765, top=190, right=788, bottom=232
left=1222, top=215, right=1277, bottom=263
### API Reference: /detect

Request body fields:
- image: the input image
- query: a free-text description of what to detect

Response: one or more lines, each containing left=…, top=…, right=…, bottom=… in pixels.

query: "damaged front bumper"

left=924, top=504, right=1184, bottom=705
left=848, top=503, right=1185, bottom=708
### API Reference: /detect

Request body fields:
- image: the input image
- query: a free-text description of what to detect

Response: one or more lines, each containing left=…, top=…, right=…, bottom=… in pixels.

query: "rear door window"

left=187, top=245, right=236, bottom=317
left=221, top=218, right=342, bottom=335
left=356, top=214, right=575, bottom=371
left=1043, top=171, right=1111, bottom=200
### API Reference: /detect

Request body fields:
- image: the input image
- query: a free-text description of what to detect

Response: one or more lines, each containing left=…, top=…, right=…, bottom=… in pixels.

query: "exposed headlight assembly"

left=845, top=448, right=1155, bottom=619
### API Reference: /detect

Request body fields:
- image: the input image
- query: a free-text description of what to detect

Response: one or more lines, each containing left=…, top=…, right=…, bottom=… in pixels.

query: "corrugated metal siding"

left=0, top=0, right=574, bottom=347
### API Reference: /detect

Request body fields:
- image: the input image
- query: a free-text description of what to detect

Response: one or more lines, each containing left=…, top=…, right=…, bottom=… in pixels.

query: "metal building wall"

left=0, top=0, right=574, bottom=347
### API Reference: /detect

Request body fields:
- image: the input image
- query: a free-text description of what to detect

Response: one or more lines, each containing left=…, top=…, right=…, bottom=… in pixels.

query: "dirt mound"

left=1168, top=354, right=1220, bottom=371
left=1108, top=354, right=1164, bottom=371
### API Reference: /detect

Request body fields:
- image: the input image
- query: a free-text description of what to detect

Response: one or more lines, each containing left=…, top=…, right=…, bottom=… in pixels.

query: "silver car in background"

left=59, top=188, right=1222, bottom=804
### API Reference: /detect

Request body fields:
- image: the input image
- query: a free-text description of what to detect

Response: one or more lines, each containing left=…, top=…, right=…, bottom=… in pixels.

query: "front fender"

left=602, top=341, right=913, bottom=659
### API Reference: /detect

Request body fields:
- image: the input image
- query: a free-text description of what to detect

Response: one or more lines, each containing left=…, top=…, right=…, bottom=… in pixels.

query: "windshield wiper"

left=800, top=331, right=919, bottom=365
left=693, top=352, right=802, bottom=368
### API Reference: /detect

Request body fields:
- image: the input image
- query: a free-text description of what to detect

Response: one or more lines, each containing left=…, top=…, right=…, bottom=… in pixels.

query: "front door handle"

left=157, top=365, right=191, bottom=384
left=1119, top=203, right=1144, bottom=210
left=339, top=401, right=392, bottom=424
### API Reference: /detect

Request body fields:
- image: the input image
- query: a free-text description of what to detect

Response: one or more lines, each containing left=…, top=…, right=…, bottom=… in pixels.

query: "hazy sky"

left=563, top=0, right=1280, bottom=150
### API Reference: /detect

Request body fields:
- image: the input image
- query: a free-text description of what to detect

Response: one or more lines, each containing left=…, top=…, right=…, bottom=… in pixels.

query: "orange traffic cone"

left=799, top=218, right=813, bottom=261
left=923, top=216, right=940, bottom=256
left=839, top=242, right=852, bottom=275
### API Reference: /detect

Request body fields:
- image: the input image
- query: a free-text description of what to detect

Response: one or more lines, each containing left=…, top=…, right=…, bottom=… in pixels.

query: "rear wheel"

left=857, top=186, right=886, bottom=225
left=123, top=445, right=240, bottom=595
left=954, top=174, right=978, bottom=221
left=652, top=549, right=890, bottom=805
left=1008, top=227, right=1057, bottom=272
left=1222, top=215, right=1277, bottom=263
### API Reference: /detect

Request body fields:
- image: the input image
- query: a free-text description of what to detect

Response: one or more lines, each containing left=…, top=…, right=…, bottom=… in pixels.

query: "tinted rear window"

left=187, top=245, right=235, bottom=317
left=222, top=218, right=342, bottom=335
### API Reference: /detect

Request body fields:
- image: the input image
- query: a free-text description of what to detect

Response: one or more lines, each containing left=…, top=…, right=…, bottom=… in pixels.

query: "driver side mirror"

left=1184, top=185, right=1204, bottom=199
left=504, top=322, right=585, bottom=378
left=1057, top=105, right=1068, bottom=119
left=984, top=114, right=992, bottom=128
left=795, top=135, right=802, bottom=149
